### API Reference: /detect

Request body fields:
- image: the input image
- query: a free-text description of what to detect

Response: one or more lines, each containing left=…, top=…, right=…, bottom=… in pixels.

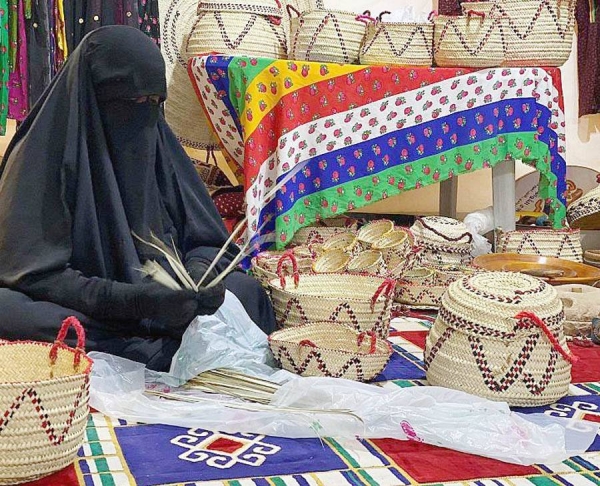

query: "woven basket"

left=433, top=11, right=506, bottom=68
left=567, top=185, right=600, bottom=230
left=410, top=216, right=473, bottom=267
left=461, top=0, right=576, bottom=67
left=584, top=250, right=600, bottom=268
left=347, top=250, right=384, bottom=274
left=158, top=0, right=220, bottom=149
left=372, top=228, right=411, bottom=261
left=556, top=284, right=600, bottom=337
left=186, top=1, right=287, bottom=61
left=496, top=228, right=583, bottom=263
left=425, top=272, right=574, bottom=406
left=313, top=249, right=350, bottom=273
left=269, top=254, right=395, bottom=338
left=357, top=220, right=394, bottom=248
left=0, top=318, right=92, bottom=485
left=251, top=249, right=313, bottom=287
left=269, top=323, right=392, bottom=381
left=288, top=4, right=366, bottom=64
left=385, top=248, right=424, bottom=278
left=359, top=11, right=434, bottom=66
left=291, top=219, right=358, bottom=246
left=322, top=232, right=358, bottom=253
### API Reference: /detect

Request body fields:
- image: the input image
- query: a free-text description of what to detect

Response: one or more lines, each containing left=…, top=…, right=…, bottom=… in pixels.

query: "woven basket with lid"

left=410, top=216, right=473, bottom=266
left=0, top=318, right=92, bottom=485
left=425, top=272, right=574, bottom=406
left=496, top=228, right=583, bottom=263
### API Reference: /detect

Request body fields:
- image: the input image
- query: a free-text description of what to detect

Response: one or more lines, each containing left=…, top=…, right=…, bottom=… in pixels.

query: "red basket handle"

left=356, top=14, right=375, bottom=24
left=286, top=4, right=301, bottom=17
left=416, top=217, right=473, bottom=244
left=371, top=278, right=396, bottom=312
left=357, top=330, right=377, bottom=354
left=49, top=316, right=86, bottom=369
left=466, top=9, right=486, bottom=19
left=299, top=339, right=317, bottom=348
left=277, top=251, right=300, bottom=289
left=428, top=10, right=437, bottom=21
left=515, top=311, right=578, bottom=365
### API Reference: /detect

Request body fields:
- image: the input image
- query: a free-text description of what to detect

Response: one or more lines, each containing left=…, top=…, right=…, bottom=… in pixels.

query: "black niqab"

left=0, top=26, right=235, bottom=287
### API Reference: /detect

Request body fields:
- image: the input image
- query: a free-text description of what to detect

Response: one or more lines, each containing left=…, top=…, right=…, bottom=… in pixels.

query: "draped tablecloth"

left=189, top=55, right=567, bottom=255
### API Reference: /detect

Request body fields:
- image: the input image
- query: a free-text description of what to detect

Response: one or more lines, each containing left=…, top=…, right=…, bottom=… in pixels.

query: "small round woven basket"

left=347, top=250, right=384, bottom=274
left=0, top=318, right=92, bottom=485
left=425, top=272, right=575, bottom=406
left=269, top=323, right=392, bottom=382
left=372, top=228, right=411, bottom=261
left=357, top=220, right=394, bottom=248
left=291, top=220, right=358, bottom=246
left=322, top=232, right=358, bottom=253
left=269, top=254, right=395, bottom=338
left=567, top=185, right=600, bottom=230
left=410, top=216, right=473, bottom=267
left=313, top=249, right=350, bottom=273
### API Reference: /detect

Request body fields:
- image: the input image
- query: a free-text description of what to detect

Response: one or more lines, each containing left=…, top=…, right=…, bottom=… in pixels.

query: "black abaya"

left=0, top=26, right=276, bottom=370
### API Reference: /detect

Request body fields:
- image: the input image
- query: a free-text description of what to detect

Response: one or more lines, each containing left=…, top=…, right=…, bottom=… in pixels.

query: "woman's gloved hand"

left=186, top=259, right=220, bottom=285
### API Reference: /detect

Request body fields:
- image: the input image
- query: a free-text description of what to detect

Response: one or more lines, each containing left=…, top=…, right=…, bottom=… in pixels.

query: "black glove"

left=186, top=259, right=220, bottom=285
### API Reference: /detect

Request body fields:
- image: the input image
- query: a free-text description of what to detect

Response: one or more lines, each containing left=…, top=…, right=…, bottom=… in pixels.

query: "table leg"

left=492, top=159, right=516, bottom=231
left=439, top=177, right=458, bottom=219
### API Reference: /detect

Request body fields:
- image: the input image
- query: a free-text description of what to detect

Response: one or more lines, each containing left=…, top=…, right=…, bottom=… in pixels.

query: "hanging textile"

left=0, top=0, right=9, bottom=135
left=438, top=0, right=462, bottom=16
left=27, top=0, right=51, bottom=109
left=577, top=0, right=600, bottom=116
left=8, top=0, right=28, bottom=121
left=138, top=0, right=160, bottom=44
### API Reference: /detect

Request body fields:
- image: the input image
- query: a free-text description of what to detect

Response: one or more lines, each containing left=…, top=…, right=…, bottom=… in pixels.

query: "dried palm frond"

left=138, top=260, right=182, bottom=291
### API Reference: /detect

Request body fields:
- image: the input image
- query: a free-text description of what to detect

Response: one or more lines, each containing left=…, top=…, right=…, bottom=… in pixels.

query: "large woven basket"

left=461, top=0, right=576, bottom=67
left=251, top=249, right=313, bottom=287
left=410, top=216, right=473, bottom=267
left=0, top=318, right=92, bottom=485
left=288, top=4, right=366, bottom=64
left=567, top=185, right=600, bottom=230
left=290, top=219, right=358, bottom=246
left=496, top=228, right=583, bottom=262
left=269, top=323, right=392, bottom=381
left=425, top=272, right=574, bottom=406
left=433, top=11, right=506, bottom=68
left=269, top=254, right=395, bottom=338
left=359, top=12, right=434, bottom=66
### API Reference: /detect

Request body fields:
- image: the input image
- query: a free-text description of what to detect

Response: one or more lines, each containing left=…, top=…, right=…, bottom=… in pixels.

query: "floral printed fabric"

left=0, top=0, right=8, bottom=134
left=193, top=56, right=568, bottom=257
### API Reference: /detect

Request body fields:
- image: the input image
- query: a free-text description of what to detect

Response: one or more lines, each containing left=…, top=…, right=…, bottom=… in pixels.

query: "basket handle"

left=277, top=251, right=300, bottom=289
left=286, top=4, right=301, bottom=17
left=355, top=14, right=375, bottom=24
left=299, top=339, right=317, bottom=348
left=427, top=10, right=437, bottom=21
left=370, top=278, right=396, bottom=312
left=357, top=330, right=377, bottom=354
left=466, top=9, right=486, bottom=19
left=416, top=217, right=473, bottom=244
left=377, top=10, right=391, bottom=21
left=49, top=316, right=86, bottom=369
left=514, top=311, right=578, bottom=365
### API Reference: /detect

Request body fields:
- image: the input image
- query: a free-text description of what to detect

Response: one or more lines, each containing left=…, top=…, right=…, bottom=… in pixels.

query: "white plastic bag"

left=464, top=206, right=494, bottom=257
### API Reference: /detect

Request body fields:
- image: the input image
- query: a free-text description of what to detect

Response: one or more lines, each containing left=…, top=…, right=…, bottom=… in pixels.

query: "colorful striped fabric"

left=189, top=55, right=567, bottom=256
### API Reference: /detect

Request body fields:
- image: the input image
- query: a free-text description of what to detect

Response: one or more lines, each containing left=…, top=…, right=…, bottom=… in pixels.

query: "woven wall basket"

left=269, top=323, right=392, bottom=381
left=567, top=185, right=600, bottom=230
left=433, top=11, right=506, bottom=68
left=0, top=318, right=92, bottom=485
left=269, top=254, right=395, bottom=338
left=461, top=0, right=576, bottom=67
left=288, top=4, right=366, bottom=64
left=496, top=228, right=583, bottom=262
left=159, top=0, right=220, bottom=149
left=425, top=272, right=574, bottom=406
left=359, top=12, right=434, bottom=66
left=410, top=216, right=473, bottom=267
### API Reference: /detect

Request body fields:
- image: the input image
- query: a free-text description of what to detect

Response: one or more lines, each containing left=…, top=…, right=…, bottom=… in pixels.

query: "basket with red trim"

left=424, top=271, right=574, bottom=406
left=269, top=323, right=392, bottom=381
left=0, top=317, right=93, bottom=484
left=268, top=253, right=395, bottom=338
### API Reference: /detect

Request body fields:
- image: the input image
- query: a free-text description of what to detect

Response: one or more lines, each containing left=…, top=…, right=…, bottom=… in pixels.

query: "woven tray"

left=496, top=228, right=583, bottom=262
left=269, top=323, right=392, bottom=381
left=0, top=318, right=92, bottom=485
left=358, top=12, right=434, bottom=66
left=269, top=254, right=395, bottom=338
left=425, top=272, right=574, bottom=406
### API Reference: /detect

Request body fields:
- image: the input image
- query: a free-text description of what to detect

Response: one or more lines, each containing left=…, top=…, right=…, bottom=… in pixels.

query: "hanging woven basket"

left=496, top=228, right=583, bottom=263
left=358, top=11, right=434, bottom=66
left=425, top=272, right=574, bottom=406
left=288, top=4, right=367, bottom=64
left=269, top=253, right=395, bottom=338
left=0, top=318, right=92, bottom=485
left=269, top=323, right=392, bottom=381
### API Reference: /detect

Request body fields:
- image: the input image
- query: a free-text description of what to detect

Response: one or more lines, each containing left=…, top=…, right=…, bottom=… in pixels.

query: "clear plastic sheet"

left=88, top=292, right=598, bottom=466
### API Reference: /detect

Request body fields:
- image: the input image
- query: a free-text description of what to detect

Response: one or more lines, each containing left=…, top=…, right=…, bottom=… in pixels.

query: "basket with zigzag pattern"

left=269, top=253, right=395, bottom=338
left=269, top=323, right=392, bottom=381
left=496, top=228, right=583, bottom=262
left=359, top=12, right=434, bottom=66
left=424, top=272, right=574, bottom=406
left=0, top=318, right=92, bottom=485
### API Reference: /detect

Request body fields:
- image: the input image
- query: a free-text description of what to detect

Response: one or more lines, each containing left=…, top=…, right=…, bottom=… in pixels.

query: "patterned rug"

left=26, top=317, right=600, bottom=486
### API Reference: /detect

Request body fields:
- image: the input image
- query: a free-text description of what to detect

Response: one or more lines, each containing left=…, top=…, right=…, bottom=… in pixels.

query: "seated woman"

left=0, top=26, right=276, bottom=371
